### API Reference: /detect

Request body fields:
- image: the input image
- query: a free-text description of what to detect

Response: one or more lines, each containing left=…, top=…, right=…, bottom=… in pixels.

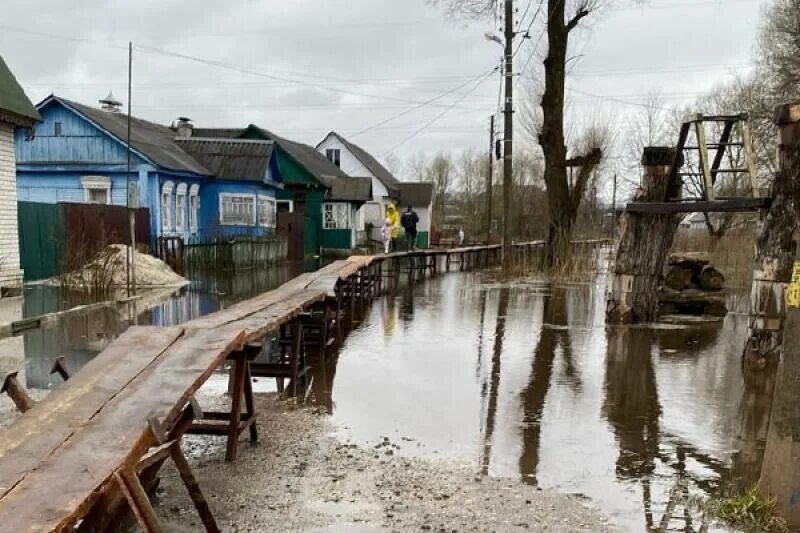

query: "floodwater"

left=15, top=260, right=773, bottom=532
left=312, top=272, right=765, bottom=533
left=19, top=263, right=301, bottom=389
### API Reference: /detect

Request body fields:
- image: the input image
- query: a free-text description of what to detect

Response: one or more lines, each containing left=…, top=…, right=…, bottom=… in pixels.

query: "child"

left=381, top=218, right=393, bottom=254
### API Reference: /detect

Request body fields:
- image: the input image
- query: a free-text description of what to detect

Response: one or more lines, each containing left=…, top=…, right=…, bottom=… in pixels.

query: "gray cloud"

left=1, top=0, right=766, bottom=179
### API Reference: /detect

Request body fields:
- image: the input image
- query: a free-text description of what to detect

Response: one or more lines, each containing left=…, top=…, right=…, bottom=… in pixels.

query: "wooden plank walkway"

left=0, top=242, right=553, bottom=531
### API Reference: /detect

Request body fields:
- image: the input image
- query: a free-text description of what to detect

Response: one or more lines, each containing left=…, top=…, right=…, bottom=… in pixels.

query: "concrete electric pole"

left=502, top=0, right=514, bottom=272
left=486, top=114, right=494, bottom=245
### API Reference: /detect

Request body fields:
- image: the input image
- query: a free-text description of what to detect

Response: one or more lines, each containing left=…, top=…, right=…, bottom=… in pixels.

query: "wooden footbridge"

left=0, top=242, right=567, bottom=533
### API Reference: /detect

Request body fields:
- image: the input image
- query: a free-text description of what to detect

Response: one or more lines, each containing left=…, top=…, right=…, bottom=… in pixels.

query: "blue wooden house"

left=15, top=95, right=283, bottom=249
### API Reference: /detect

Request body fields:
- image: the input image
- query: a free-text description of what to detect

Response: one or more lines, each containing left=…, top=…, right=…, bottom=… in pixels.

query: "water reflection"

left=326, top=273, right=766, bottom=532
left=481, top=287, right=509, bottom=476
left=22, top=265, right=292, bottom=389
left=518, top=286, right=564, bottom=486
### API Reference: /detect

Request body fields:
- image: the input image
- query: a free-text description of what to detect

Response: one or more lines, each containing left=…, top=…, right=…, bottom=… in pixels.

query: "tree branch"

left=566, top=8, right=590, bottom=33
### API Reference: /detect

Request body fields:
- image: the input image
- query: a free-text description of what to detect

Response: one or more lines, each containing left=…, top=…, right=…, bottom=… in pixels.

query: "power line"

left=135, top=44, right=495, bottom=110
left=350, top=66, right=498, bottom=138
left=512, top=1, right=543, bottom=59
left=381, top=70, right=497, bottom=157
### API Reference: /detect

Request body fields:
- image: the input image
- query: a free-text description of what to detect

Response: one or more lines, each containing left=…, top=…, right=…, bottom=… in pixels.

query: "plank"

left=186, top=273, right=316, bottom=329
left=0, top=326, right=183, bottom=499
left=0, top=326, right=245, bottom=533
left=226, top=290, right=326, bottom=344
left=306, top=274, right=342, bottom=298
left=625, top=198, right=771, bottom=214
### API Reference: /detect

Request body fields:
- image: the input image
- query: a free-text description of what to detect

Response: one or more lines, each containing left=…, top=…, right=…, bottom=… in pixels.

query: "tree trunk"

left=743, top=102, right=800, bottom=367
left=539, top=2, right=597, bottom=267
left=606, top=147, right=682, bottom=324
left=540, top=0, right=571, bottom=267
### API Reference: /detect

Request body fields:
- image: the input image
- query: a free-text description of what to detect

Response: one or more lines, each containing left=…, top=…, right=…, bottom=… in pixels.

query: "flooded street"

left=314, top=272, right=762, bottom=532
left=18, top=263, right=299, bottom=389
left=10, top=263, right=775, bottom=532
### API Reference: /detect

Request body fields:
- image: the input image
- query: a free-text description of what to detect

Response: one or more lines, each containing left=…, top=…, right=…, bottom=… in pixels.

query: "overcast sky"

left=0, top=0, right=768, bottom=180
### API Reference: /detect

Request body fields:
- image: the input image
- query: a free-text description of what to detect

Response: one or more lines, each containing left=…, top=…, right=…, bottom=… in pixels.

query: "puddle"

left=311, top=272, right=760, bottom=532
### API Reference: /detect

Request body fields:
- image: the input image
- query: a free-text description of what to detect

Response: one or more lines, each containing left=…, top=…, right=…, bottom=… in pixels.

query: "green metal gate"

left=18, top=202, right=65, bottom=281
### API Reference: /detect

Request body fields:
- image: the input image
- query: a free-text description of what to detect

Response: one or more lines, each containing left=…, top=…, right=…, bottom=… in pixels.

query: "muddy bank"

left=155, top=391, right=616, bottom=532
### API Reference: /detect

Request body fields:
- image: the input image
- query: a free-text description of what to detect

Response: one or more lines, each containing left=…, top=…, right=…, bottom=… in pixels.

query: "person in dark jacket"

left=400, top=205, right=419, bottom=250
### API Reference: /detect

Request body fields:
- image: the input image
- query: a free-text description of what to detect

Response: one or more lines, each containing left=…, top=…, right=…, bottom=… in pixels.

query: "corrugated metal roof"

left=194, top=125, right=350, bottom=185
left=320, top=175, right=372, bottom=202
left=397, top=182, right=434, bottom=207
left=0, top=56, right=41, bottom=124
left=323, top=132, right=401, bottom=195
left=175, top=137, right=275, bottom=182
left=252, top=126, right=351, bottom=183
left=54, top=96, right=210, bottom=175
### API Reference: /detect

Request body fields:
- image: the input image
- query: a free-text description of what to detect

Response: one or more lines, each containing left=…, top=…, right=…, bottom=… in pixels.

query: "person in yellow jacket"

left=385, top=203, right=400, bottom=251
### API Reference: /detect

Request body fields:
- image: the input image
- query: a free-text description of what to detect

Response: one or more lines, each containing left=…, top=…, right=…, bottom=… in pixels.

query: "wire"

left=135, top=44, right=494, bottom=110
left=381, top=70, right=497, bottom=157
left=351, top=66, right=498, bottom=138
left=512, top=1, right=544, bottom=59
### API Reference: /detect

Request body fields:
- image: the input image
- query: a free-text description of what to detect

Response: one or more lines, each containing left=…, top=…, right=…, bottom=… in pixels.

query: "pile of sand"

left=60, top=244, right=188, bottom=289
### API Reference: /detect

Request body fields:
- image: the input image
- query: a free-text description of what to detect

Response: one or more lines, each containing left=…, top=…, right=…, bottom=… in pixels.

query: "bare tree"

left=538, top=0, right=609, bottom=266
left=758, top=0, right=800, bottom=103
left=427, top=0, right=498, bottom=18
left=425, top=152, right=456, bottom=228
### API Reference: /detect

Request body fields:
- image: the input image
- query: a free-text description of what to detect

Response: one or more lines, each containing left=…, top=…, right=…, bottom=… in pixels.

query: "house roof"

left=249, top=126, right=350, bottom=183
left=0, top=56, right=41, bottom=125
left=174, top=137, right=276, bottom=182
left=192, top=127, right=247, bottom=139
left=397, top=182, right=434, bottom=208
left=321, top=132, right=401, bottom=195
left=319, top=175, right=372, bottom=202
left=51, top=96, right=211, bottom=175
left=193, top=125, right=350, bottom=186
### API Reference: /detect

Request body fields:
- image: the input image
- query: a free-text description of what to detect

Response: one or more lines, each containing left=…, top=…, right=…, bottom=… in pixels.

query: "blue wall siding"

left=14, top=99, right=284, bottom=246
left=15, top=103, right=147, bottom=166
left=155, top=174, right=279, bottom=242
left=18, top=170, right=134, bottom=205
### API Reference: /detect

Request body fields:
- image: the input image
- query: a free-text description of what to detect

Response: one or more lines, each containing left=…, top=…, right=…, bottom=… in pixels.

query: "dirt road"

left=155, top=393, right=616, bottom=532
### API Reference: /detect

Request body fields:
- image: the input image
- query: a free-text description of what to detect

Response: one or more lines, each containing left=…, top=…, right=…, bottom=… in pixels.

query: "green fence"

left=18, top=202, right=64, bottom=281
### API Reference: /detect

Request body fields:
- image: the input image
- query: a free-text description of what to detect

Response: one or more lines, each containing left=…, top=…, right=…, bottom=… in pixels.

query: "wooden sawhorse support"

left=112, top=407, right=220, bottom=533
left=187, top=350, right=258, bottom=462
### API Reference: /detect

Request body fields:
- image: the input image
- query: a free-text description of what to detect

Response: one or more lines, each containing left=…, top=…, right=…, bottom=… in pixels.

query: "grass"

left=709, top=487, right=789, bottom=532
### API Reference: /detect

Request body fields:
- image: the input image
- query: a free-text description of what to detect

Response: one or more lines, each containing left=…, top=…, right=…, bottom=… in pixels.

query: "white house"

left=0, top=56, right=39, bottom=291
left=316, top=131, right=434, bottom=247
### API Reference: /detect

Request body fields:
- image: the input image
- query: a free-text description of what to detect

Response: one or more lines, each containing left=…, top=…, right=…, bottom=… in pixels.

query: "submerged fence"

left=183, top=236, right=288, bottom=271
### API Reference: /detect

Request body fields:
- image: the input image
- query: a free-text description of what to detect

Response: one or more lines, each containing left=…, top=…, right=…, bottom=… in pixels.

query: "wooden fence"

left=182, top=236, right=288, bottom=271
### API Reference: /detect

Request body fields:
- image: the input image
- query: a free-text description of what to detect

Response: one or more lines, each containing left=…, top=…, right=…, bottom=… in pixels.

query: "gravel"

left=154, top=391, right=617, bottom=532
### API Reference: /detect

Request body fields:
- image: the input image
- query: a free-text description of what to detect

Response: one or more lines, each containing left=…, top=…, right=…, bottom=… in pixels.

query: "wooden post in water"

left=760, top=298, right=800, bottom=527
left=756, top=102, right=800, bottom=528
left=606, top=147, right=682, bottom=323
left=742, top=102, right=800, bottom=366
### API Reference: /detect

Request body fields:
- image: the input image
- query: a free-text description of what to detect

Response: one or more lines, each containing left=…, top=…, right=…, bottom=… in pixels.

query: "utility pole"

left=611, top=173, right=617, bottom=241
left=486, top=114, right=494, bottom=245
left=126, top=41, right=137, bottom=297
left=502, top=0, right=514, bottom=272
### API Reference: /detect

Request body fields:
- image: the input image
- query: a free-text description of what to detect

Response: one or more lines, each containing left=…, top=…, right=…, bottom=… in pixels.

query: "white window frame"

left=161, top=181, right=174, bottom=232
left=189, top=184, right=200, bottom=234
left=219, top=193, right=256, bottom=226
left=323, top=202, right=351, bottom=230
left=276, top=199, right=294, bottom=213
left=175, top=183, right=187, bottom=233
left=257, top=195, right=277, bottom=228
left=81, top=175, right=111, bottom=204
left=325, top=148, right=341, bottom=168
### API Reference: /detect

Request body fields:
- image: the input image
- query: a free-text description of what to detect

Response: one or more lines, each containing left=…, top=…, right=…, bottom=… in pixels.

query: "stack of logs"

left=659, top=254, right=728, bottom=317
